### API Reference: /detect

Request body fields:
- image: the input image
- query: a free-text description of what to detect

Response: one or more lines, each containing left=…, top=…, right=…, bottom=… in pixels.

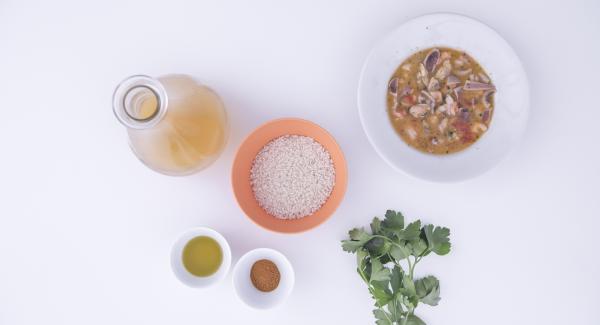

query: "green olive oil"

left=182, top=236, right=223, bottom=277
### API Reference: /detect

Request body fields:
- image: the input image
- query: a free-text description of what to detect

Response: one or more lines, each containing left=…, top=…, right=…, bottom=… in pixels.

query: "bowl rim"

left=231, top=117, right=348, bottom=233
left=357, top=12, right=530, bottom=182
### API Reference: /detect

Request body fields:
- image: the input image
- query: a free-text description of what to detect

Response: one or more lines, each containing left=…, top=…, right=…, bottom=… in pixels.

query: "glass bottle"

left=113, top=74, right=228, bottom=176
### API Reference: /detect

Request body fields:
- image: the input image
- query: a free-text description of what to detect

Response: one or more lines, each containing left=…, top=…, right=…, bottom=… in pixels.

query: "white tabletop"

left=1, top=1, right=599, bottom=324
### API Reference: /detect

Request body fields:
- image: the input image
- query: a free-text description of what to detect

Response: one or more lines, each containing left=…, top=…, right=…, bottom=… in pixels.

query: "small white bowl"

left=170, top=227, right=232, bottom=288
left=358, top=13, right=530, bottom=182
left=232, top=248, right=295, bottom=309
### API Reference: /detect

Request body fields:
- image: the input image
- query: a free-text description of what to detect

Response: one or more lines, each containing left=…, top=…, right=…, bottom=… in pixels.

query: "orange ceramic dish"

left=232, top=118, right=348, bottom=233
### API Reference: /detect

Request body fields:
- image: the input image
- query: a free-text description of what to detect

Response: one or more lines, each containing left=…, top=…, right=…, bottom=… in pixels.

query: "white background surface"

left=0, top=0, right=598, bottom=324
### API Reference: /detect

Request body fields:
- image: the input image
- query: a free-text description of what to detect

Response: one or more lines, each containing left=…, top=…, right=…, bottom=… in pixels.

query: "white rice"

left=250, top=135, right=335, bottom=219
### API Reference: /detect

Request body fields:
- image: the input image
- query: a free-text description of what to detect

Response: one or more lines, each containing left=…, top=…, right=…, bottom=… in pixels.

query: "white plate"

left=170, top=227, right=232, bottom=288
left=232, top=248, right=295, bottom=309
left=358, top=13, right=529, bottom=182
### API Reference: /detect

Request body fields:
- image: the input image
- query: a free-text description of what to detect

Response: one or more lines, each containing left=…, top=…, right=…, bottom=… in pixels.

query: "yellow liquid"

left=127, top=75, right=227, bottom=175
left=137, top=95, right=158, bottom=119
left=182, top=236, right=223, bottom=277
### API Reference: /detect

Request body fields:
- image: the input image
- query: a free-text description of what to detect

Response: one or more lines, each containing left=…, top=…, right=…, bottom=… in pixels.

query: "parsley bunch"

left=341, top=210, right=451, bottom=325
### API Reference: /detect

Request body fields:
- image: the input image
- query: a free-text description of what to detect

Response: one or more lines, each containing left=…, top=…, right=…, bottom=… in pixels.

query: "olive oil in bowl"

left=182, top=236, right=223, bottom=277
left=171, top=228, right=232, bottom=288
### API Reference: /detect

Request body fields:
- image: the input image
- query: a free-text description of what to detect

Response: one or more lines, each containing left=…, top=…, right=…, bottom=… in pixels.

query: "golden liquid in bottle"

left=137, top=95, right=158, bottom=120
left=127, top=75, right=227, bottom=175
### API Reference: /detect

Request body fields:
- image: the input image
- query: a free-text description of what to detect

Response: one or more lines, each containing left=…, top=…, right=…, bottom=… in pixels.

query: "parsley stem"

left=370, top=235, right=408, bottom=251
left=409, top=256, right=420, bottom=279
left=356, top=257, right=369, bottom=283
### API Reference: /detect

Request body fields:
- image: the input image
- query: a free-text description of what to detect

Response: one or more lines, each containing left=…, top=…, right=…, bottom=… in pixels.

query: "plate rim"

left=357, top=12, right=530, bottom=182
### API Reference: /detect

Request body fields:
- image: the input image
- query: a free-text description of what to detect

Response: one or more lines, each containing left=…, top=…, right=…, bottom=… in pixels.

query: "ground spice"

left=250, top=259, right=280, bottom=292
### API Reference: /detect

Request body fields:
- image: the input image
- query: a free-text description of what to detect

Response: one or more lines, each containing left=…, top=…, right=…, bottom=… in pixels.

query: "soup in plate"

left=387, top=47, right=496, bottom=154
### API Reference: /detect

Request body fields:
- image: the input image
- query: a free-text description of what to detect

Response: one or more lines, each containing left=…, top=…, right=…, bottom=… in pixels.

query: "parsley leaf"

left=365, top=237, right=392, bottom=257
left=408, top=238, right=428, bottom=257
left=382, top=210, right=404, bottom=231
left=423, top=225, right=451, bottom=255
left=370, top=259, right=391, bottom=282
left=390, top=265, right=404, bottom=294
left=370, top=285, right=393, bottom=307
left=342, top=239, right=365, bottom=253
left=350, top=227, right=370, bottom=241
left=374, top=309, right=392, bottom=325
left=341, top=228, right=372, bottom=253
left=397, top=220, right=421, bottom=241
left=405, top=314, right=426, bottom=325
left=400, top=275, right=417, bottom=299
left=390, top=244, right=410, bottom=261
left=371, top=217, right=383, bottom=235
left=415, top=276, right=441, bottom=306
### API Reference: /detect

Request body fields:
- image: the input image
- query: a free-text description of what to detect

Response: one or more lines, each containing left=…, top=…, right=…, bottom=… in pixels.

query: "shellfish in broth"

left=387, top=47, right=495, bottom=154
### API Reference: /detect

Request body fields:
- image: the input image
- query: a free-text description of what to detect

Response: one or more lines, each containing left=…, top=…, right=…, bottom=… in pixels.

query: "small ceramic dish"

left=231, top=118, right=348, bottom=233
left=232, top=248, right=295, bottom=309
left=170, top=227, right=232, bottom=288
left=358, top=13, right=530, bottom=182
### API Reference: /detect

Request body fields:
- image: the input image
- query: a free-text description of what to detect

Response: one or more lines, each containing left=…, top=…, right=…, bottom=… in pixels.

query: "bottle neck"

left=113, top=75, right=168, bottom=129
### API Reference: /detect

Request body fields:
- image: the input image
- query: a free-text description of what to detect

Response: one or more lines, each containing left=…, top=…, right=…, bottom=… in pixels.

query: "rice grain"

left=250, top=135, right=335, bottom=219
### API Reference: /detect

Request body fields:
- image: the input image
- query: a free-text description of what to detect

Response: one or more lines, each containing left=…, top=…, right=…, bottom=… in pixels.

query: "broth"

left=387, top=47, right=495, bottom=154
left=127, top=75, right=227, bottom=174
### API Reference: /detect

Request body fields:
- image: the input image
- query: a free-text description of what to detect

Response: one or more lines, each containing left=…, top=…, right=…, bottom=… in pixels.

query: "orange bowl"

left=232, top=118, right=348, bottom=233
